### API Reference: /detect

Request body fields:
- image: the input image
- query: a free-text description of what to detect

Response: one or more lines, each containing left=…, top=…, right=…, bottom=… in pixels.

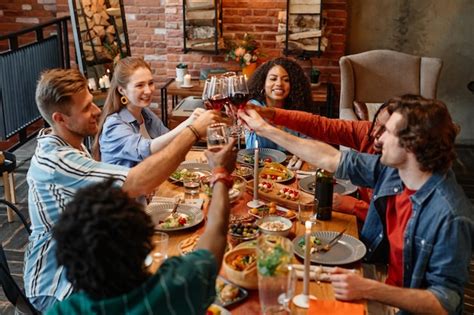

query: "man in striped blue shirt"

left=25, top=68, right=221, bottom=312
left=46, top=140, right=236, bottom=315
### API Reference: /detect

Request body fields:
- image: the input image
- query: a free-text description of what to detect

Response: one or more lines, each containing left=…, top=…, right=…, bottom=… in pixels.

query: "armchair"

left=339, top=49, right=442, bottom=121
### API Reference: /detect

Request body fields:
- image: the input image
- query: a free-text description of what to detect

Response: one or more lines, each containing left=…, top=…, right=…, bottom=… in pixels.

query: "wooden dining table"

left=152, top=150, right=366, bottom=314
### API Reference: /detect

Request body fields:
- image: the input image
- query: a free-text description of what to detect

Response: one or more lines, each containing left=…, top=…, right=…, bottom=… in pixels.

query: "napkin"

left=308, top=299, right=365, bottom=315
left=149, top=197, right=205, bottom=209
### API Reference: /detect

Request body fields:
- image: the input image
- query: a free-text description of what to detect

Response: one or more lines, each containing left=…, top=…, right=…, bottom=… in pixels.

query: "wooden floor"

left=1, top=139, right=473, bottom=314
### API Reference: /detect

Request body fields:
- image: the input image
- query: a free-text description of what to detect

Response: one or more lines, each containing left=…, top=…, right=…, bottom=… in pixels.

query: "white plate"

left=146, top=203, right=204, bottom=231
left=180, top=84, right=194, bottom=88
left=293, top=231, right=366, bottom=265
left=237, top=148, right=287, bottom=166
left=298, top=176, right=357, bottom=196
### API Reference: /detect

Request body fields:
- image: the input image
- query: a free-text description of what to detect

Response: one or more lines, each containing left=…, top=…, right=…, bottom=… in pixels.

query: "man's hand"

left=186, top=108, right=206, bottom=124
left=244, top=102, right=276, bottom=121
left=238, top=108, right=269, bottom=134
left=205, top=138, right=237, bottom=173
left=191, top=110, right=222, bottom=137
left=329, top=267, right=373, bottom=301
left=332, top=193, right=343, bottom=209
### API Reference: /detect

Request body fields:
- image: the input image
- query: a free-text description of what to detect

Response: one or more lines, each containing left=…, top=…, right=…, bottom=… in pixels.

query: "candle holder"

left=293, top=220, right=317, bottom=308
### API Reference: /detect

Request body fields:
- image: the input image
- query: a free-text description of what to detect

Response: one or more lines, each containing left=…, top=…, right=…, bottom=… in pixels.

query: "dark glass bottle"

left=315, top=168, right=334, bottom=220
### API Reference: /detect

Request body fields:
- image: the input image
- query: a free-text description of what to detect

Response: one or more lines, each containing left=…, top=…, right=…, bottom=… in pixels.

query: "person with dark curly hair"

left=245, top=57, right=313, bottom=150
left=47, top=139, right=237, bottom=314
left=239, top=96, right=473, bottom=314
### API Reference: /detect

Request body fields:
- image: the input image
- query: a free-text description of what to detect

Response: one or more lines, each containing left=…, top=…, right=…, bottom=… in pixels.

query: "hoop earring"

left=260, top=89, right=265, bottom=97
left=120, top=96, right=129, bottom=105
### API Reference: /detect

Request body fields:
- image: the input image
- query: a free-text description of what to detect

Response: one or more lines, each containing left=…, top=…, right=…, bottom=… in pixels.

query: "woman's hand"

left=192, top=110, right=222, bottom=137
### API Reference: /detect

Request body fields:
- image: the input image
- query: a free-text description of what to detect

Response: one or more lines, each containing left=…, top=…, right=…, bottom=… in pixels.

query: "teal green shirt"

left=46, top=250, right=217, bottom=315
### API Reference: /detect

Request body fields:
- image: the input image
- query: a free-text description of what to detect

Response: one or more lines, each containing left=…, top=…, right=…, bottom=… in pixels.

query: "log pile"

left=185, top=0, right=223, bottom=50
left=78, top=0, right=123, bottom=63
left=276, top=0, right=328, bottom=53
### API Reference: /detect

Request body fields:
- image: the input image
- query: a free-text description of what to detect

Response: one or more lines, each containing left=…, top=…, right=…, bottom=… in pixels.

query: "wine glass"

left=202, top=76, right=229, bottom=111
left=207, top=123, right=229, bottom=152
left=227, top=75, right=249, bottom=147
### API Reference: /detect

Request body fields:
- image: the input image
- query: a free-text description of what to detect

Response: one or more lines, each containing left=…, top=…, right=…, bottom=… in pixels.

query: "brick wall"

left=1, top=0, right=347, bottom=111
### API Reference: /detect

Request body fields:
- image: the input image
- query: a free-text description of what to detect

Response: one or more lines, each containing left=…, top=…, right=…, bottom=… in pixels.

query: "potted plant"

left=310, top=67, right=321, bottom=84
left=176, top=63, right=188, bottom=82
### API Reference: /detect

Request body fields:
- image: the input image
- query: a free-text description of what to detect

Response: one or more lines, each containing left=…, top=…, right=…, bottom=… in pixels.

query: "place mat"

left=308, top=299, right=364, bottom=315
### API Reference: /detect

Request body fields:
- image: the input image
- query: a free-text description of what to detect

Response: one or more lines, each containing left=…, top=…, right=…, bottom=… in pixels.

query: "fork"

left=315, top=228, right=346, bottom=253
left=171, top=197, right=182, bottom=218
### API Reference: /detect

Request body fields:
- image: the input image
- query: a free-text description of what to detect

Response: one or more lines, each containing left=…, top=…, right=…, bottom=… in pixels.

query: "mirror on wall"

left=68, top=0, right=131, bottom=88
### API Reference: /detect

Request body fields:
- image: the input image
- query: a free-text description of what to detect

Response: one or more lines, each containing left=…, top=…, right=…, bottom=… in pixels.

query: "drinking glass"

left=298, top=200, right=318, bottom=224
left=227, top=75, right=249, bottom=137
left=207, top=123, right=229, bottom=152
left=182, top=172, right=201, bottom=197
left=278, top=265, right=297, bottom=312
left=152, top=232, right=169, bottom=267
left=202, top=76, right=229, bottom=111
left=257, top=234, right=294, bottom=315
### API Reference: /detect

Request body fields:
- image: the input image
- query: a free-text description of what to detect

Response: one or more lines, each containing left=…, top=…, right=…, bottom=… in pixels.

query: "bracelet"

left=210, top=167, right=234, bottom=189
left=186, top=125, right=200, bottom=142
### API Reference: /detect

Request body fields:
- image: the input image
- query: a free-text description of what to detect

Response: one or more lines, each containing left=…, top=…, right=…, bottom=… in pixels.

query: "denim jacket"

left=100, top=107, right=169, bottom=167
left=335, top=150, right=474, bottom=314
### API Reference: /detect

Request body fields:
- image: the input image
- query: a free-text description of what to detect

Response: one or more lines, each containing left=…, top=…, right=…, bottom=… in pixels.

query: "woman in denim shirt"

left=93, top=57, right=204, bottom=167
left=245, top=57, right=313, bottom=150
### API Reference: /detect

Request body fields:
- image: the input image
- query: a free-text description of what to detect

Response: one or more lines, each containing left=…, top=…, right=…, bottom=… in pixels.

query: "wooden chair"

left=0, top=151, right=17, bottom=222
left=465, top=255, right=474, bottom=314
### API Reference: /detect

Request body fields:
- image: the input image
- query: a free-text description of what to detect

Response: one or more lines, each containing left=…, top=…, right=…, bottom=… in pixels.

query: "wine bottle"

left=315, top=168, right=334, bottom=221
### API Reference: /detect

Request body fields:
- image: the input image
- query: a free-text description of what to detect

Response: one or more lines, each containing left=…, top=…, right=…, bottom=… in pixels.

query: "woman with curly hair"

left=92, top=56, right=204, bottom=166
left=245, top=57, right=313, bottom=149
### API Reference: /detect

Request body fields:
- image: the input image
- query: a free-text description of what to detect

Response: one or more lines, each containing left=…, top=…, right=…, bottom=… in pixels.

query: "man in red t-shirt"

left=239, top=96, right=473, bottom=314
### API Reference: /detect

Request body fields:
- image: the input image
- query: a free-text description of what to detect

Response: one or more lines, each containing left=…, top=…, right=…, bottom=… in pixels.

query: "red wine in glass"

left=208, top=94, right=228, bottom=111
left=229, top=92, right=249, bottom=110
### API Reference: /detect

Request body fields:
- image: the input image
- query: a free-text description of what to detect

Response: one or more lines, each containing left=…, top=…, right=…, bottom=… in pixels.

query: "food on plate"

left=230, top=214, right=254, bottom=224
left=258, top=181, right=273, bottom=192
left=259, top=162, right=292, bottom=181
left=241, top=154, right=271, bottom=166
left=178, top=234, right=200, bottom=255
left=233, top=165, right=253, bottom=178
left=229, top=221, right=259, bottom=238
left=170, top=168, right=191, bottom=181
left=249, top=202, right=296, bottom=220
left=229, top=252, right=256, bottom=271
left=259, top=220, right=289, bottom=231
left=298, top=235, right=323, bottom=254
left=206, top=305, right=222, bottom=315
left=276, top=187, right=300, bottom=200
left=215, top=278, right=240, bottom=304
left=157, top=213, right=190, bottom=229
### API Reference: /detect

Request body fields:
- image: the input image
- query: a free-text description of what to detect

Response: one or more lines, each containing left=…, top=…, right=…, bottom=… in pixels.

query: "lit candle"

left=103, top=75, right=111, bottom=89
left=253, top=140, right=259, bottom=202
left=99, top=78, right=105, bottom=89
left=183, top=74, right=192, bottom=86
left=303, top=220, right=312, bottom=297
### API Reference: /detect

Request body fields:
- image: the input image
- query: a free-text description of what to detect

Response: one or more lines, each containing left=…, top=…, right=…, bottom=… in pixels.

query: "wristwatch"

left=210, top=167, right=234, bottom=189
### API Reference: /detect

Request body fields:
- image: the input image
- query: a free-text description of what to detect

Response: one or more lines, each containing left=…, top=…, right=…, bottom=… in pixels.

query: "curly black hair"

left=53, top=179, right=155, bottom=299
left=248, top=57, right=313, bottom=112
left=388, top=95, right=459, bottom=173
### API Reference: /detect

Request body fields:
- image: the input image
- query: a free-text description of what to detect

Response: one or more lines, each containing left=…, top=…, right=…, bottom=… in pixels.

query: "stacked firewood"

left=78, top=0, right=122, bottom=63
left=185, top=0, right=223, bottom=50
left=276, top=0, right=328, bottom=53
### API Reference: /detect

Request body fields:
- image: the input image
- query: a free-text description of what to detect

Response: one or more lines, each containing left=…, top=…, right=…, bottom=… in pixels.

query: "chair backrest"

left=0, top=200, right=31, bottom=235
left=0, top=243, right=40, bottom=314
left=339, top=49, right=443, bottom=121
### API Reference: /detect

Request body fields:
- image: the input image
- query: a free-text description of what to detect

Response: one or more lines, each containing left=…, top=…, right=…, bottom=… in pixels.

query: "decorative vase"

left=242, top=62, right=257, bottom=78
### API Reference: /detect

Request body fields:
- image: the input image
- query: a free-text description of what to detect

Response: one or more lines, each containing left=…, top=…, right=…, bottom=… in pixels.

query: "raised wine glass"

left=227, top=75, right=249, bottom=147
left=202, top=76, right=229, bottom=112
left=206, top=123, right=229, bottom=152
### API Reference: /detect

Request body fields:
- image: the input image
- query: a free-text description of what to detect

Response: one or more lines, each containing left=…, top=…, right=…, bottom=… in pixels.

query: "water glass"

left=152, top=232, right=169, bottom=267
left=257, top=235, right=294, bottom=315
left=207, top=123, right=229, bottom=152
left=298, top=200, right=318, bottom=224
left=182, top=172, right=201, bottom=197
